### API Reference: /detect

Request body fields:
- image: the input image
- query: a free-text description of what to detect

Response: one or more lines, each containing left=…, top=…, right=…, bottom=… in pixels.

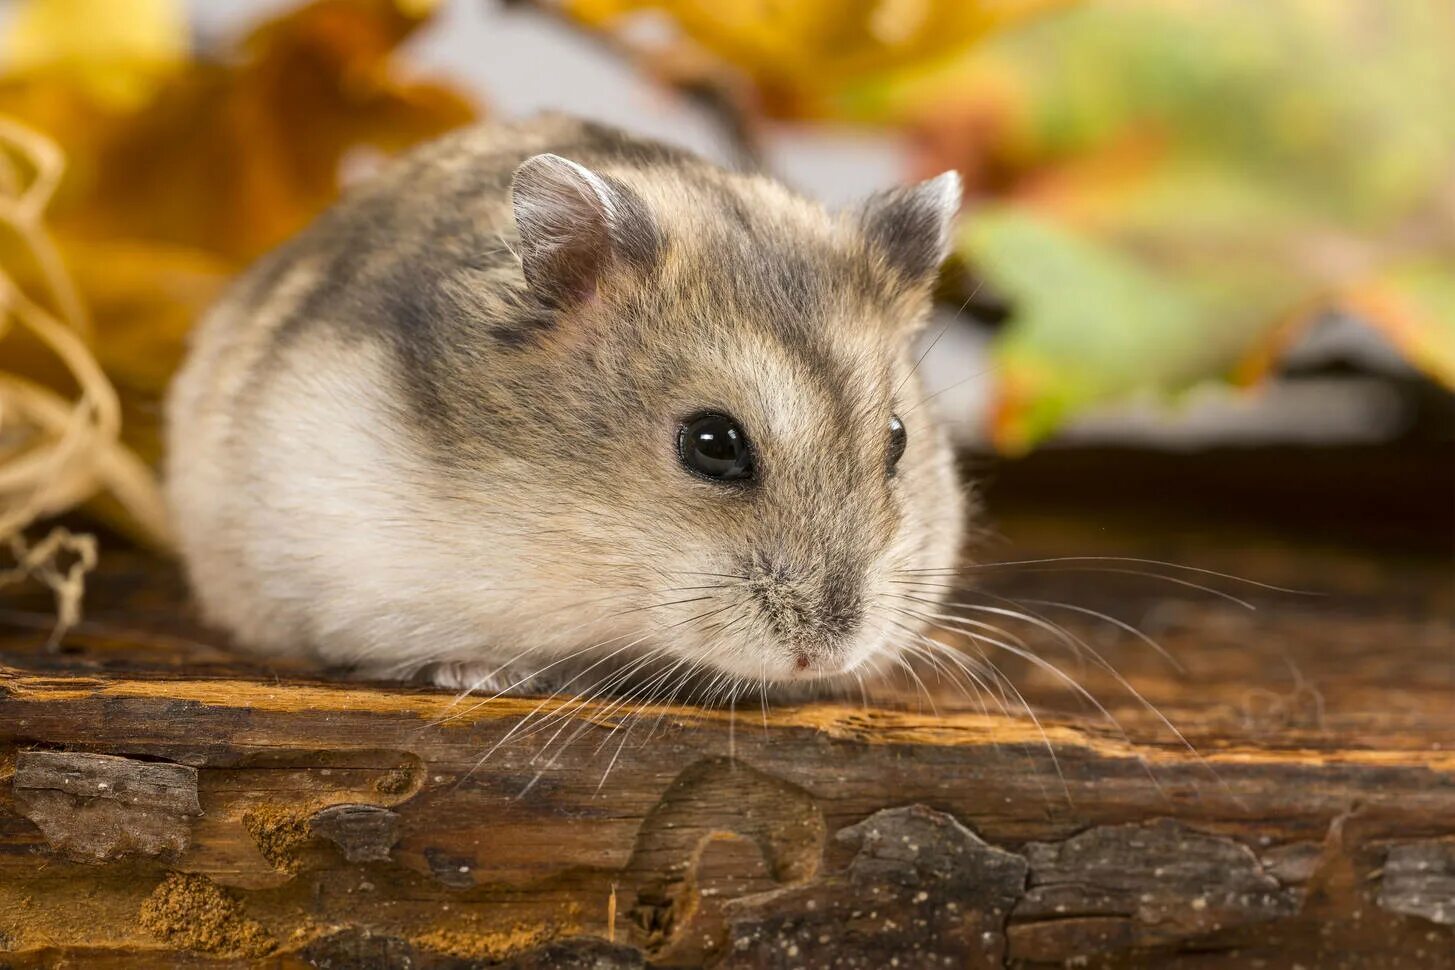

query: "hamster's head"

left=437, top=153, right=967, bottom=686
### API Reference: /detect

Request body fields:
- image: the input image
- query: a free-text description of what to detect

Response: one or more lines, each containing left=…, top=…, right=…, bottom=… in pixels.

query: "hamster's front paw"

left=426, top=661, right=534, bottom=695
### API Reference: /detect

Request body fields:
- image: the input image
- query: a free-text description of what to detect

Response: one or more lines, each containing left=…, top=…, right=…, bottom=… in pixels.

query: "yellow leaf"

left=0, top=0, right=187, bottom=110
left=562, top=0, right=1072, bottom=117
left=1342, top=264, right=1455, bottom=389
left=69, top=0, right=477, bottom=263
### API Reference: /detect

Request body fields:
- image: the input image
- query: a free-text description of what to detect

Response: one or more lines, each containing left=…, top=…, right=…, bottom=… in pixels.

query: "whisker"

left=906, top=631, right=1070, bottom=805
left=887, top=591, right=1091, bottom=669
left=458, top=628, right=665, bottom=780
left=899, top=564, right=1257, bottom=610
left=589, top=661, right=700, bottom=792
left=909, top=607, right=1135, bottom=738
left=874, top=613, right=999, bottom=713
left=900, top=364, right=994, bottom=418
left=611, top=594, right=718, bottom=618
left=891, top=651, right=939, bottom=716
left=900, top=555, right=1314, bottom=596
left=877, top=605, right=1067, bottom=798
left=758, top=664, right=770, bottom=733
left=514, top=654, right=680, bottom=796
left=432, top=625, right=652, bottom=729
left=587, top=655, right=692, bottom=757
left=1018, top=597, right=1186, bottom=674
left=510, top=647, right=670, bottom=752
left=1018, top=568, right=1260, bottom=611
left=924, top=601, right=1233, bottom=803
left=637, top=657, right=716, bottom=746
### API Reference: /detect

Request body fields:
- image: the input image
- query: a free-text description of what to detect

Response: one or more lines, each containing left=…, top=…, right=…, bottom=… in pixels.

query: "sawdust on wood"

left=138, top=872, right=274, bottom=957
left=242, top=803, right=314, bottom=873
left=414, top=921, right=560, bottom=961
left=374, top=764, right=414, bottom=795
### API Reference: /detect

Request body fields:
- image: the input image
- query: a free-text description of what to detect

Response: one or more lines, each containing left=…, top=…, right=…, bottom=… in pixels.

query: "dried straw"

left=0, top=116, right=169, bottom=645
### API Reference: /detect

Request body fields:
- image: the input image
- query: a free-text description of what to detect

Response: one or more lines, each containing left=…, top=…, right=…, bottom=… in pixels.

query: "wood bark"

left=0, top=499, right=1451, bottom=968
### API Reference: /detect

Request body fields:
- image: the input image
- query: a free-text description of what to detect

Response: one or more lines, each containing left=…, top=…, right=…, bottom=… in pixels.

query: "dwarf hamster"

left=165, top=114, right=966, bottom=694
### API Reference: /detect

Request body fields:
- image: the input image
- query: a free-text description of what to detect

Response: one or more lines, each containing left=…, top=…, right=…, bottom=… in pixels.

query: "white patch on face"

left=718, top=333, right=817, bottom=450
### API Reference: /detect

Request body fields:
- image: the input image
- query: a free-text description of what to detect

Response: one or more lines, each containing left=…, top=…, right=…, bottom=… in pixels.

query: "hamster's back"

left=165, top=116, right=696, bottom=661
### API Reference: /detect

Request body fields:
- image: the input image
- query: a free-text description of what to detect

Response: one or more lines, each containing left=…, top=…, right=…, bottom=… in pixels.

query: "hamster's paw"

left=426, top=661, right=535, bottom=695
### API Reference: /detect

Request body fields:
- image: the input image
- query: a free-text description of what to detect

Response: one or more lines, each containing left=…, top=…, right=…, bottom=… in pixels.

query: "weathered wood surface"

left=0, top=490, right=1451, bottom=967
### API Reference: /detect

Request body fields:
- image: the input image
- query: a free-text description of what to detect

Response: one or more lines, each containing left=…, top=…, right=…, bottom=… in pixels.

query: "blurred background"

left=0, top=0, right=1451, bottom=609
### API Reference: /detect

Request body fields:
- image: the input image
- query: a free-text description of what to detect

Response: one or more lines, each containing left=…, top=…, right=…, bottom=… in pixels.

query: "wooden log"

left=0, top=496, right=1451, bottom=967
left=1, top=648, right=1452, bottom=967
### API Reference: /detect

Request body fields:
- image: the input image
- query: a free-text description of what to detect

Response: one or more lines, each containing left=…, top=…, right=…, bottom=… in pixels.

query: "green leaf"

left=965, top=207, right=1275, bottom=451
left=920, top=0, right=1455, bottom=446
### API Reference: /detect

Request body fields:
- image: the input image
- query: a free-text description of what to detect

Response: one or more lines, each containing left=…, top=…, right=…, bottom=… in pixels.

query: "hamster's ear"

left=511, top=153, right=660, bottom=308
left=857, top=171, right=962, bottom=282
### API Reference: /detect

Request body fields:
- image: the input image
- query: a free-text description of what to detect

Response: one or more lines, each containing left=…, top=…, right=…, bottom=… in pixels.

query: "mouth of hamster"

left=719, top=646, right=873, bottom=686
left=783, top=652, right=856, bottom=681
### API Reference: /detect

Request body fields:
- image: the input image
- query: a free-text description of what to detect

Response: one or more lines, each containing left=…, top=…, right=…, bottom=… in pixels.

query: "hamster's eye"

left=678, top=412, right=754, bottom=483
left=887, top=415, right=907, bottom=474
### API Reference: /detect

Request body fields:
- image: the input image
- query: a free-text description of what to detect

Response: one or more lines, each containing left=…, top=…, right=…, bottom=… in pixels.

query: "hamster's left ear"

left=511, top=153, right=661, bottom=308
left=857, top=171, right=962, bottom=282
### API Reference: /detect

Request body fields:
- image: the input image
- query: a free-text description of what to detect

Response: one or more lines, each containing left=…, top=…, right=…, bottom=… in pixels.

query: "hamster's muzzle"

left=742, top=551, right=866, bottom=673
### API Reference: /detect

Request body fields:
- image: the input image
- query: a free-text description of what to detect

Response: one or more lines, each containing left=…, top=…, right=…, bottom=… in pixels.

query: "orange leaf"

left=0, top=0, right=479, bottom=537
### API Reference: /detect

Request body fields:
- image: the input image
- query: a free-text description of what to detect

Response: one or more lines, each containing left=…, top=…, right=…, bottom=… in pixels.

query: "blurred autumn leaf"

left=559, top=0, right=1073, bottom=118
left=903, top=0, right=1455, bottom=449
left=1, top=0, right=1447, bottom=542
left=1345, top=261, right=1455, bottom=387
left=561, top=0, right=1454, bottom=451
left=0, top=0, right=476, bottom=513
left=1, top=0, right=188, bottom=110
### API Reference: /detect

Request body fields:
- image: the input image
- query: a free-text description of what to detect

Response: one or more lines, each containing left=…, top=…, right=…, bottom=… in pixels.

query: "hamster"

left=165, top=115, right=966, bottom=695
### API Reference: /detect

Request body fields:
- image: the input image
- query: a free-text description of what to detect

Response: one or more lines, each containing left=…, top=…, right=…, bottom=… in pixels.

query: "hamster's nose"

left=744, top=552, right=865, bottom=661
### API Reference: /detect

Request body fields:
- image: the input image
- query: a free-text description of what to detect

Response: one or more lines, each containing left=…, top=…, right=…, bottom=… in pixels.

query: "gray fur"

left=165, top=114, right=967, bottom=694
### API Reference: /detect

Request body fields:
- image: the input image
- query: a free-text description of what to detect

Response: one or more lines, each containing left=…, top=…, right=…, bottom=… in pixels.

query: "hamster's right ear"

left=857, top=171, right=962, bottom=283
left=511, top=153, right=661, bottom=308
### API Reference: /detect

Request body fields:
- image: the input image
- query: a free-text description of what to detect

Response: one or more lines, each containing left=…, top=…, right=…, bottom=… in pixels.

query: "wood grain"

left=0, top=498, right=1451, bottom=967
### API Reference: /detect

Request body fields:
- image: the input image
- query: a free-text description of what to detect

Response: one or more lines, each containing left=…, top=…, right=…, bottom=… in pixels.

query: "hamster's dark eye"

left=678, top=412, right=754, bottom=482
left=887, top=415, right=907, bottom=474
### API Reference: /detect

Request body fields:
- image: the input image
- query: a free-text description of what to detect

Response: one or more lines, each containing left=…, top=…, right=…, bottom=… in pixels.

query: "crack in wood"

left=623, top=756, right=825, bottom=961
